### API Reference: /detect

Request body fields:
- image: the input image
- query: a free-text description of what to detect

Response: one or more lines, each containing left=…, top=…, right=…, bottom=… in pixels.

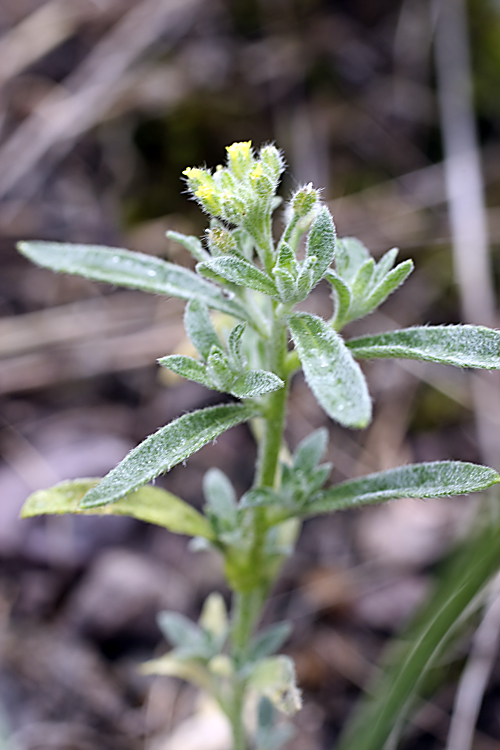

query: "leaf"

left=249, top=656, right=302, bottom=715
left=335, top=519, right=500, bottom=750
left=249, top=622, right=293, bottom=661
left=324, top=271, right=352, bottom=330
left=141, top=653, right=212, bottom=690
left=17, top=241, right=247, bottom=319
left=307, top=461, right=500, bottom=515
left=158, top=355, right=214, bottom=389
left=288, top=312, right=371, bottom=429
left=350, top=258, right=375, bottom=299
left=228, top=323, right=247, bottom=370
left=21, top=478, right=214, bottom=538
left=361, top=259, right=413, bottom=317
left=203, top=468, right=237, bottom=523
left=230, top=370, right=284, bottom=399
left=239, top=487, right=281, bottom=509
left=347, top=325, right=500, bottom=369
left=80, top=403, right=258, bottom=508
left=293, top=428, right=329, bottom=474
left=372, top=247, right=399, bottom=284
left=157, top=612, right=205, bottom=650
left=305, top=206, right=336, bottom=286
left=184, top=299, right=221, bottom=360
left=199, top=592, right=228, bottom=642
left=335, top=237, right=370, bottom=283
left=198, top=257, right=278, bottom=297
left=166, top=230, right=209, bottom=263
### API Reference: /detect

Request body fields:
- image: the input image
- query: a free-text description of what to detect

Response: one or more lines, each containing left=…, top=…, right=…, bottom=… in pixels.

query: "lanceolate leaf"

left=305, top=206, right=336, bottom=286
left=307, top=461, right=500, bottom=515
left=184, top=299, right=221, bottom=360
left=325, top=271, right=352, bottom=329
left=21, top=479, right=214, bottom=539
left=158, top=355, right=214, bottom=389
left=362, top=259, right=413, bottom=315
left=288, top=312, right=371, bottom=429
left=80, top=403, right=258, bottom=508
left=166, top=230, right=210, bottom=263
left=230, top=371, right=284, bottom=398
left=347, top=325, right=500, bottom=369
left=17, top=241, right=247, bottom=319
left=198, top=257, right=278, bottom=297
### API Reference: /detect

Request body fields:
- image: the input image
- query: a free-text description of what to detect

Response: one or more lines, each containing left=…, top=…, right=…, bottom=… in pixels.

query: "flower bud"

left=226, top=141, right=254, bottom=180
left=292, top=183, right=320, bottom=217
left=260, top=145, right=285, bottom=182
left=207, top=226, right=238, bottom=255
left=195, top=185, right=222, bottom=216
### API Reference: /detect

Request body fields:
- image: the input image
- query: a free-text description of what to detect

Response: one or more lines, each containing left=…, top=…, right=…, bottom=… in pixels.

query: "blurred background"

left=1, top=0, right=500, bottom=748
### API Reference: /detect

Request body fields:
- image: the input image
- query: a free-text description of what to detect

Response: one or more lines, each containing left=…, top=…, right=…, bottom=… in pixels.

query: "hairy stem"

left=228, top=311, right=290, bottom=750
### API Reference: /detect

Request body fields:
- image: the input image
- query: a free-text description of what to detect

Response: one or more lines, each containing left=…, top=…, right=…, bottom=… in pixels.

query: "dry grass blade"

left=0, top=0, right=204, bottom=201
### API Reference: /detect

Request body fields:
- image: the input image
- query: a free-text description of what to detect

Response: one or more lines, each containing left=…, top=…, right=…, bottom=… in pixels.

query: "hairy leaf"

left=350, top=258, right=375, bottom=299
left=305, top=206, right=336, bottom=286
left=21, top=478, right=214, bottom=538
left=324, top=271, right=352, bottom=330
left=184, top=299, right=221, bottom=359
left=372, top=247, right=399, bottom=285
left=198, top=257, right=278, bottom=297
left=203, top=467, right=237, bottom=524
left=347, top=325, right=500, bottom=369
left=228, top=323, right=247, bottom=370
left=166, top=230, right=209, bottom=263
left=293, top=428, right=329, bottom=473
left=307, top=461, right=500, bottom=514
left=230, top=370, right=284, bottom=398
left=17, top=241, right=247, bottom=319
left=80, top=403, right=258, bottom=508
left=249, top=622, right=293, bottom=662
left=361, top=259, right=413, bottom=317
left=158, top=355, right=214, bottom=389
left=289, top=312, right=371, bottom=429
left=335, top=237, right=370, bottom=283
left=249, top=656, right=302, bottom=715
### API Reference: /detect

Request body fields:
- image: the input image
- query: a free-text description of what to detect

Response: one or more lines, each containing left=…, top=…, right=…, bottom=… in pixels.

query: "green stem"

left=227, top=311, right=290, bottom=750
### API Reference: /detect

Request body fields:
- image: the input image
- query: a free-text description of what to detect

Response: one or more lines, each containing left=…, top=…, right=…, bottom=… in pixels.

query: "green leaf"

left=198, top=257, right=278, bottom=297
left=372, top=247, right=398, bottom=284
left=305, top=206, right=336, bottom=286
left=158, top=355, right=214, bottom=389
left=308, top=461, right=500, bottom=515
left=166, top=230, right=209, bottom=263
left=17, top=241, right=247, bottom=319
left=230, top=370, right=284, bottom=399
left=228, top=323, right=247, bottom=370
left=20, top=478, right=214, bottom=538
left=347, top=325, right=500, bottom=369
left=249, top=656, right=302, bottom=715
left=239, top=487, right=281, bottom=509
left=288, top=312, right=371, bottom=429
left=203, top=467, right=237, bottom=524
left=336, top=519, right=500, bottom=750
left=249, top=622, right=293, bottom=662
left=293, top=428, right=329, bottom=474
left=157, top=612, right=205, bottom=650
left=361, top=259, right=413, bottom=316
left=350, top=258, right=375, bottom=299
left=324, top=271, right=352, bottom=330
left=80, top=403, right=258, bottom=508
left=335, top=237, right=370, bottom=283
left=184, top=299, right=221, bottom=360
